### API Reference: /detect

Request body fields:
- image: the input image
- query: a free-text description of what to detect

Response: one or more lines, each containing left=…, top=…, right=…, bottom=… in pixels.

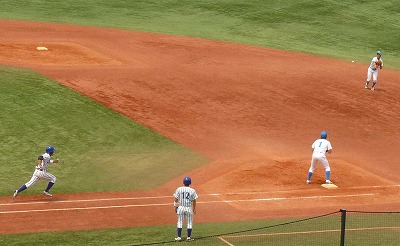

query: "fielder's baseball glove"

left=376, top=60, right=382, bottom=66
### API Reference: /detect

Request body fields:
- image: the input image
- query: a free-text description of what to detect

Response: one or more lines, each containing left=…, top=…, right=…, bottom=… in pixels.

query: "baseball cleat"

left=306, top=180, right=311, bottom=184
left=43, top=191, right=53, bottom=197
left=326, top=180, right=333, bottom=184
left=364, top=85, right=368, bottom=89
left=174, top=237, right=182, bottom=242
left=13, top=190, right=18, bottom=198
left=371, top=87, right=375, bottom=91
left=186, top=237, right=194, bottom=242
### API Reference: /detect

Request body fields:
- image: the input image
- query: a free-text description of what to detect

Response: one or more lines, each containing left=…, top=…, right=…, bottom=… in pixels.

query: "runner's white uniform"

left=25, top=152, right=57, bottom=188
left=309, top=138, right=332, bottom=173
left=174, top=186, right=198, bottom=229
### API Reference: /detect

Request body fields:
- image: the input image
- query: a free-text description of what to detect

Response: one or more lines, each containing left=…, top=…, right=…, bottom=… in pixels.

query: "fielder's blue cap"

left=377, top=50, right=382, bottom=55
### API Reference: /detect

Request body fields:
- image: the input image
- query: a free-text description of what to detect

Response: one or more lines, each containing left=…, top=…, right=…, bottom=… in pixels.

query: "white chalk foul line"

left=3, top=195, right=172, bottom=206
left=2, top=192, right=376, bottom=207
left=0, top=203, right=169, bottom=214
left=5, top=184, right=395, bottom=207
left=205, top=193, right=376, bottom=204
left=0, top=193, right=375, bottom=214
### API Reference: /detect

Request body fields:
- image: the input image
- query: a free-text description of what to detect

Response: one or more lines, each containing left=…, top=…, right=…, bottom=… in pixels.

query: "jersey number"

left=181, top=192, right=190, bottom=199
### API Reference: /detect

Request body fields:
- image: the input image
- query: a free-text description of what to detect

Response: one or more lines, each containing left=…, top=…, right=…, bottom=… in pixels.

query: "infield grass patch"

left=0, top=66, right=209, bottom=196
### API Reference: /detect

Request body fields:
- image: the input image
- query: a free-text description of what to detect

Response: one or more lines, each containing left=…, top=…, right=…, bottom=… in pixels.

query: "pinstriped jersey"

left=174, top=186, right=198, bottom=207
left=36, top=153, right=52, bottom=171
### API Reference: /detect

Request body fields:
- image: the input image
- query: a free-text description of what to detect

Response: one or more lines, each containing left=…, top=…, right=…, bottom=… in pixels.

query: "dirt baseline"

left=0, top=20, right=399, bottom=234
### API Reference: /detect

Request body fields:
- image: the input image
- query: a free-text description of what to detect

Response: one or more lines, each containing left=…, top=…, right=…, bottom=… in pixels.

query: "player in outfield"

left=365, top=50, right=383, bottom=91
left=173, top=176, right=198, bottom=242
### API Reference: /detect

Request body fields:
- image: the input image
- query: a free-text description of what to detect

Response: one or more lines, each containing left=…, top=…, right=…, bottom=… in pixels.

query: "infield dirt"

left=0, top=20, right=399, bottom=234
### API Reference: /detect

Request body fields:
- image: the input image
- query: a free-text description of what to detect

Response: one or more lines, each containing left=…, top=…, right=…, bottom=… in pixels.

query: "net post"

left=340, top=208, right=347, bottom=246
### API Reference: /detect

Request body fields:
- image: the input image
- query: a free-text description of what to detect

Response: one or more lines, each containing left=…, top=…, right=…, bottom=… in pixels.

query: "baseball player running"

left=365, top=50, right=383, bottom=91
left=13, top=146, right=60, bottom=198
left=307, top=131, right=333, bottom=184
left=173, top=176, right=198, bottom=242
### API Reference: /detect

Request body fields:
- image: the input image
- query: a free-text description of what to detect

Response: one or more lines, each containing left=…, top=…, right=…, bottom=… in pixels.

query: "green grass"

left=0, top=212, right=398, bottom=245
left=0, top=0, right=399, bottom=68
left=0, top=213, right=344, bottom=246
left=1, top=0, right=399, bottom=244
left=0, top=66, right=209, bottom=196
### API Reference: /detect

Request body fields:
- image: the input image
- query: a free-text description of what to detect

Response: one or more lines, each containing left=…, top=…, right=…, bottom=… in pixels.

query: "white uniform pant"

left=309, top=153, right=330, bottom=173
left=367, top=67, right=379, bottom=82
left=25, top=169, right=56, bottom=188
left=176, top=206, right=194, bottom=229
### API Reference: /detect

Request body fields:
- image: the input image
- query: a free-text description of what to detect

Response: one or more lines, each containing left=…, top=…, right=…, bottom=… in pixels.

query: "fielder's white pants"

left=367, top=67, right=379, bottom=82
left=309, top=153, right=330, bottom=173
left=25, top=169, right=56, bottom=188
left=176, top=206, right=194, bottom=229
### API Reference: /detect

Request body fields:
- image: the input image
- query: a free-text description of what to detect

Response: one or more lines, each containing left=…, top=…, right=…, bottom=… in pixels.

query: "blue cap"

left=321, top=131, right=328, bottom=139
left=46, top=146, right=56, bottom=154
left=183, top=176, right=192, bottom=185
left=377, top=50, right=382, bottom=55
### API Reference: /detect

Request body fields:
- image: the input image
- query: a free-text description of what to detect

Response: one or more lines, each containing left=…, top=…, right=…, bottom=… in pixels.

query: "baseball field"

left=1, top=1, right=399, bottom=245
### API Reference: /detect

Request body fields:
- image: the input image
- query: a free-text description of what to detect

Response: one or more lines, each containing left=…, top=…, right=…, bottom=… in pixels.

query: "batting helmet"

left=377, top=50, right=382, bottom=55
left=183, top=176, right=192, bottom=185
left=321, top=131, right=328, bottom=139
left=46, top=146, right=56, bottom=154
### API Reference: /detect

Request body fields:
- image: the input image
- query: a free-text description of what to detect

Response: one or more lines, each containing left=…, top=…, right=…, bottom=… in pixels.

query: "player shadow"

left=363, top=87, right=387, bottom=93
left=374, top=88, right=387, bottom=92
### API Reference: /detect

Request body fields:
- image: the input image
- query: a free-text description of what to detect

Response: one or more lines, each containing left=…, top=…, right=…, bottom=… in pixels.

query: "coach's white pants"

left=176, top=206, right=194, bottom=229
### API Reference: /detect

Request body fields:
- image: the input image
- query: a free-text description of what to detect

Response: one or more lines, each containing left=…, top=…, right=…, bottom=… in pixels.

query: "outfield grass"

left=0, top=0, right=399, bottom=68
left=0, top=212, right=398, bottom=245
left=0, top=66, right=209, bottom=196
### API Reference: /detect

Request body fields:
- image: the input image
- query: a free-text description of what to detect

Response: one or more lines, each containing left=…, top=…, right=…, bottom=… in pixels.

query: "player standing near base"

left=365, top=50, right=383, bottom=91
left=13, top=146, right=60, bottom=198
left=173, top=176, right=198, bottom=242
left=306, top=131, right=333, bottom=185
